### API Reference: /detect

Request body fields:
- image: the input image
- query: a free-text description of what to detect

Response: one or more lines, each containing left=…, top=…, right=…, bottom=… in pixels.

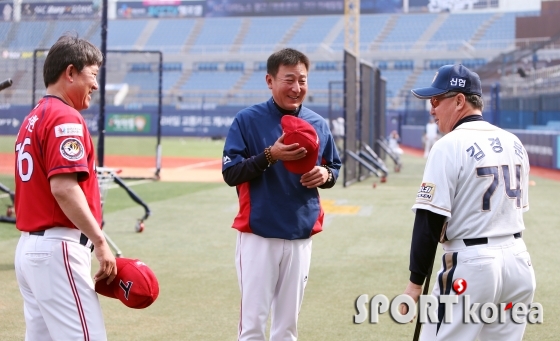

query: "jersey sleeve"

left=412, top=141, right=455, bottom=217
left=43, top=108, right=91, bottom=180
left=222, top=114, right=250, bottom=171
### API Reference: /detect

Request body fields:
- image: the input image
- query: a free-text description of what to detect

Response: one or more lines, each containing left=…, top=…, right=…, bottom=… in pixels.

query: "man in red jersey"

left=14, top=34, right=116, bottom=341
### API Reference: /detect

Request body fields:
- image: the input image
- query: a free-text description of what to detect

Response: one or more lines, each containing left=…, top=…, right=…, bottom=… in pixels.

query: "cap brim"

left=94, top=257, right=135, bottom=300
left=284, top=152, right=318, bottom=174
left=95, top=279, right=117, bottom=299
left=410, top=87, right=448, bottom=99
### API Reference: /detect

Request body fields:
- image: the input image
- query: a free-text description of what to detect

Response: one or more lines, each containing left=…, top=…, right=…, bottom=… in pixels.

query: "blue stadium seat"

left=107, top=20, right=149, bottom=49
left=412, top=70, right=439, bottom=89
left=144, top=18, right=196, bottom=53
left=44, top=20, right=94, bottom=48
left=382, top=70, right=412, bottom=98
left=163, top=71, right=182, bottom=90
left=287, top=15, right=339, bottom=48
left=428, top=13, right=493, bottom=50
left=242, top=72, right=267, bottom=91
left=123, top=71, right=160, bottom=91
left=0, top=22, right=11, bottom=47
left=380, top=13, right=438, bottom=50
left=182, top=71, right=242, bottom=90
left=475, top=12, right=517, bottom=50
left=191, top=17, right=243, bottom=52
left=308, top=70, right=343, bottom=91
left=241, top=17, right=298, bottom=52
left=332, top=13, right=391, bottom=51
left=9, top=21, right=48, bottom=49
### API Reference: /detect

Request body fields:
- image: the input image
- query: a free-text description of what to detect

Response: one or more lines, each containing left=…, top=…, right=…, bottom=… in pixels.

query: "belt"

left=463, top=232, right=522, bottom=247
left=30, top=230, right=94, bottom=252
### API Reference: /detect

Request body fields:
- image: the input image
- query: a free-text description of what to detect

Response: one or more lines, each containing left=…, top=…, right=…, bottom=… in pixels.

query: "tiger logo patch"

left=60, top=138, right=84, bottom=161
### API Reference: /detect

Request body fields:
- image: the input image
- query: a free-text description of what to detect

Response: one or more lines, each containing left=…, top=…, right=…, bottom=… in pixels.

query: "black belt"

left=29, top=230, right=94, bottom=252
left=463, top=232, right=522, bottom=247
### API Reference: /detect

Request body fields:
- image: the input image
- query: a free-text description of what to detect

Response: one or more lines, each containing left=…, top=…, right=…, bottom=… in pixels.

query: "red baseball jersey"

left=14, top=96, right=102, bottom=232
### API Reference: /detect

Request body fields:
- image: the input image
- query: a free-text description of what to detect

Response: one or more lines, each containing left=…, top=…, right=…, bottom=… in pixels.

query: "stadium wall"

left=400, top=125, right=560, bottom=169
left=0, top=104, right=344, bottom=137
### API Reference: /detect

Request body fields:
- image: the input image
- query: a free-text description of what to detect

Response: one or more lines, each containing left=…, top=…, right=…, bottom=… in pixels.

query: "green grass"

left=1, top=135, right=225, bottom=158
left=98, top=136, right=225, bottom=158
left=0, top=135, right=15, bottom=153
left=0, top=143, right=558, bottom=340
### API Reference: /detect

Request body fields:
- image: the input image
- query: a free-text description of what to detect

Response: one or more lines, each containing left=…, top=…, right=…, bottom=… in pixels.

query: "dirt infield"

left=3, top=148, right=560, bottom=183
left=0, top=153, right=223, bottom=182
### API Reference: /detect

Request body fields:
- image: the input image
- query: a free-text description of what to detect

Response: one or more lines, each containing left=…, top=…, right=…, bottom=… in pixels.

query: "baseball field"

left=0, top=135, right=559, bottom=340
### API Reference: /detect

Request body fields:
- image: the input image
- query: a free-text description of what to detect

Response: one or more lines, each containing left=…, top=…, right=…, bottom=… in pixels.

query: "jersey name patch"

left=60, top=138, right=85, bottom=161
left=55, top=123, right=83, bottom=137
left=417, top=182, right=436, bottom=202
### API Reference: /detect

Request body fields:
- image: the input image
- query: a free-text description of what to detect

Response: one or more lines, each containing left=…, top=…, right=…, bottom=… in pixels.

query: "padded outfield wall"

left=400, top=125, right=560, bottom=170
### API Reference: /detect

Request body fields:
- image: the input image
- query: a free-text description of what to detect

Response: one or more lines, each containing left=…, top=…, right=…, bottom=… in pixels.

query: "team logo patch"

left=223, top=155, right=231, bottom=165
left=60, top=138, right=84, bottom=161
left=55, top=123, right=83, bottom=137
left=417, top=182, right=436, bottom=202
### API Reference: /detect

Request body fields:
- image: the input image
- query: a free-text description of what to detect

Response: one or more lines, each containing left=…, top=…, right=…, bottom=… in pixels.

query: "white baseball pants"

left=235, top=231, right=312, bottom=341
left=420, top=235, right=536, bottom=341
left=15, top=228, right=107, bottom=341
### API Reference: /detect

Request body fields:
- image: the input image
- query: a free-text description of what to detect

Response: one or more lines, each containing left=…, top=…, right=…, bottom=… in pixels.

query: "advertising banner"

left=106, top=113, right=152, bottom=134
left=204, top=0, right=402, bottom=17
left=117, top=0, right=205, bottom=18
left=19, top=2, right=99, bottom=20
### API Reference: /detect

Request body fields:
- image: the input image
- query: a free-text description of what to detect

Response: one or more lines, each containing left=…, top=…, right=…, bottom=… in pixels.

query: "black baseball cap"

left=411, top=64, right=482, bottom=99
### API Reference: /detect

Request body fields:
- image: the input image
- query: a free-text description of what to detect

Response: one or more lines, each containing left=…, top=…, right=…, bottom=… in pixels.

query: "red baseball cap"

left=281, top=115, right=319, bottom=174
left=95, top=258, right=159, bottom=309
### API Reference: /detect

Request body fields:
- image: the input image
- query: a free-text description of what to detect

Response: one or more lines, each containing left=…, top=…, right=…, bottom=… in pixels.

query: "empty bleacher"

left=0, top=10, right=538, bottom=108
left=379, top=13, right=438, bottom=50
left=474, top=12, right=516, bottom=50
left=286, top=16, right=338, bottom=49
left=144, top=18, right=197, bottom=53
left=181, top=70, right=243, bottom=91
left=190, top=17, right=243, bottom=53
left=427, top=13, right=493, bottom=50
left=331, top=14, right=392, bottom=51
left=239, top=16, right=298, bottom=53
left=43, top=20, right=94, bottom=48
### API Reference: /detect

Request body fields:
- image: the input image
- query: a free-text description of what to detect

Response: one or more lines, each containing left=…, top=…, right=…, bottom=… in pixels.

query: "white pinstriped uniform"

left=413, top=121, right=536, bottom=341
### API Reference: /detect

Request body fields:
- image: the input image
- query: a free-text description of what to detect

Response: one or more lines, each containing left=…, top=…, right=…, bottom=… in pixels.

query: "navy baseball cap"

left=411, top=64, right=482, bottom=99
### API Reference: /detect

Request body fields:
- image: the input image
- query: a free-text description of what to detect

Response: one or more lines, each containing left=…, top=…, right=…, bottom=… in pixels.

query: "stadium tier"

left=0, top=10, right=539, bottom=108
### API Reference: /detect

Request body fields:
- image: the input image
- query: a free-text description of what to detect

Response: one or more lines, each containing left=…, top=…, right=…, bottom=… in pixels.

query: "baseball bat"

left=413, top=262, right=434, bottom=341
left=0, top=79, right=13, bottom=92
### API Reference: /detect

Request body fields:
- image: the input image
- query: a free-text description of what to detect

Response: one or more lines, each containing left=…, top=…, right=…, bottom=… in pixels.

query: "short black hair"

left=43, top=34, right=103, bottom=88
left=266, top=48, right=310, bottom=78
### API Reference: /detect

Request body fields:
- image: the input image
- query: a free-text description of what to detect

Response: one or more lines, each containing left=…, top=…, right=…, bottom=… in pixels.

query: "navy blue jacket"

left=222, top=98, right=341, bottom=240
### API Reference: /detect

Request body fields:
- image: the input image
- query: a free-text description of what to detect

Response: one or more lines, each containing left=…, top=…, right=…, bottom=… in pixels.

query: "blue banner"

left=117, top=0, right=205, bottom=18
left=203, top=0, right=402, bottom=17
left=1, top=104, right=340, bottom=138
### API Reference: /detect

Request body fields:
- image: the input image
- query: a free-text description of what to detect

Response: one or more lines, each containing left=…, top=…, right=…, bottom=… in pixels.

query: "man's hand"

left=400, top=281, right=423, bottom=322
left=300, top=166, right=328, bottom=188
left=269, top=133, right=307, bottom=161
left=93, top=240, right=117, bottom=285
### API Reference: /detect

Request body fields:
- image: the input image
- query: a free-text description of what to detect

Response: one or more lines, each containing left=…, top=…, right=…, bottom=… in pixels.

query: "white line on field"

left=175, top=159, right=222, bottom=170
left=103, top=179, right=153, bottom=190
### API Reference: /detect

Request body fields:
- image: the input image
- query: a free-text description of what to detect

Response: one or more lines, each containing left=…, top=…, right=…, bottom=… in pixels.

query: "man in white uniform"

left=401, top=64, right=536, bottom=341
left=424, top=117, right=438, bottom=158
